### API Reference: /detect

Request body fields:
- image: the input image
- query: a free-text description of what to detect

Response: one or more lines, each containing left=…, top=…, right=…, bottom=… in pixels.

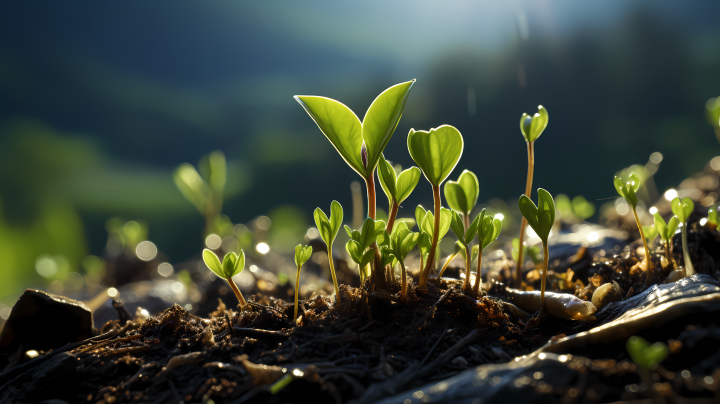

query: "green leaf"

left=314, top=201, right=343, bottom=248
left=377, top=154, right=398, bottom=202
left=330, top=200, right=344, bottom=239
left=666, top=216, right=680, bottom=238
left=415, top=205, right=427, bottom=231
left=444, top=170, right=479, bottom=214
left=465, top=211, right=482, bottom=246
left=653, top=212, right=668, bottom=241
left=294, top=95, right=365, bottom=177
left=345, top=240, right=364, bottom=264
left=572, top=196, right=595, bottom=220
left=671, top=197, right=694, bottom=223
left=479, top=216, right=502, bottom=249
left=518, top=195, right=539, bottom=231
left=421, top=208, right=452, bottom=241
left=199, top=150, right=227, bottom=193
left=173, top=163, right=210, bottom=212
left=379, top=247, right=396, bottom=268
left=519, top=105, right=549, bottom=142
left=360, top=250, right=375, bottom=267
left=231, top=250, right=245, bottom=277
left=643, top=225, right=658, bottom=245
left=222, top=252, right=237, bottom=277
left=295, top=244, right=313, bottom=268
left=614, top=174, right=640, bottom=208
left=203, top=249, right=224, bottom=278
left=449, top=210, right=466, bottom=241
left=395, top=167, right=421, bottom=204
left=344, top=225, right=353, bottom=238
left=518, top=188, right=555, bottom=243
left=626, top=336, right=668, bottom=370
left=407, top=125, right=464, bottom=186
left=418, top=231, right=432, bottom=256
left=362, top=80, right=415, bottom=174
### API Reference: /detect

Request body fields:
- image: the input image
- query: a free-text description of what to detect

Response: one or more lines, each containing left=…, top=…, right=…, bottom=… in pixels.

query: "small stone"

left=451, top=356, right=469, bottom=368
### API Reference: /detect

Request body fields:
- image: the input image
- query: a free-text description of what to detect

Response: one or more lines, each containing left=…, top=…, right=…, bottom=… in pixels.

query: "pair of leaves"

left=642, top=224, right=658, bottom=244
left=478, top=212, right=502, bottom=250
left=407, top=125, right=464, bottom=187
left=519, top=105, right=549, bottom=143
left=519, top=188, right=555, bottom=243
left=388, top=221, right=419, bottom=264
left=294, top=245, right=312, bottom=268
left=203, top=249, right=245, bottom=279
left=450, top=209, right=481, bottom=246
left=173, top=151, right=226, bottom=214
left=377, top=155, right=421, bottom=207
left=626, top=336, right=668, bottom=370
left=614, top=174, right=641, bottom=208
left=345, top=218, right=387, bottom=267
left=653, top=213, right=679, bottom=243
left=294, top=80, right=415, bottom=180
left=314, top=201, right=343, bottom=248
left=671, top=197, right=694, bottom=223
left=444, top=170, right=479, bottom=215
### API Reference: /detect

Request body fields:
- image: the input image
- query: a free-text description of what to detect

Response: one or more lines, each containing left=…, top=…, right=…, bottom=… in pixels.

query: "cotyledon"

left=503, top=288, right=598, bottom=321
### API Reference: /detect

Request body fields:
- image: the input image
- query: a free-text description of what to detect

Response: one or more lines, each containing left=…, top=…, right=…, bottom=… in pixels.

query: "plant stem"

left=386, top=201, right=399, bottom=234
left=366, top=174, right=376, bottom=220
left=632, top=206, right=653, bottom=283
left=665, top=240, right=673, bottom=268
left=539, top=242, right=549, bottom=318
left=473, top=245, right=484, bottom=297
left=462, top=245, right=471, bottom=292
left=420, top=184, right=442, bottom=288
left=463, top=212, right=470, bottom=232
left=515, top=140, right=535, bottom=286
left=681, top=224, right=696, bottom=275
left=438, top=252, right=458, bottom=279
left=227, top=276, right=247, bottom=307
left=328, top=247, right=341, bottom=305
left=294, top=266, right=301, bottom=321
left=400, top=260, right=407, bottom=301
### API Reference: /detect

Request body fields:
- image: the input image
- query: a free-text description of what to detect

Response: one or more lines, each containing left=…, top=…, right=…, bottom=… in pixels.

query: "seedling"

left=518, top=188, right=555, bottom=318
left=626, top=336, right=668, bottom=371
left=450, top=209, right=481, bottom=293
left=515, top=106, right=549, bottom=286
left=386, top=221, right=419, bottom=300
left=293, top=244, right=312, bottom=321
left=654, top=212, right=679, bottom=267
left=671, top=197, right=696, bottom=275
left=377, top=154, right=421, bottom=233
left=614, top=173, right=653, bottom=280
left=642, top=224, right=658, bottom=248
left=474, top=212, right=502, bottom=296
left=408, top=125, right=464, bottom=288
left=174, top=151, right=226, bottom=236
left=203, top=249, right=247, bottom=307
left=313, top=201, right=344, bottom=302
left=418, top=206, right=452, bottom=284
left=444, top=170, right=479, bottom=230
left=345, top=218, right=387, bottom=283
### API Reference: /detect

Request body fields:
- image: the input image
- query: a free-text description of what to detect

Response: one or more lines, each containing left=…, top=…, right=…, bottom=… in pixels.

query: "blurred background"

left=1, top=1, right=720, bottom=311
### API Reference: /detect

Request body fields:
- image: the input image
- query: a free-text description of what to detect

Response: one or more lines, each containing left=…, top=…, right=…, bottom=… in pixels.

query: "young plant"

left=642, top=224, right=658, bottom=249
left=449, top=209, right=481, bottom=294
left=419, top=206, right=452, bottom=283
left=518, top=188, right=555, bottom=318
left=515, top=106, right=549, bottom=286
left=444, top=170, right=479, bottom=230
left=654, top=212, right=679, bottom=267
left=174, top=151, right=226, bottom=236
left=671, top=197, right=696, bottom=275
left=407, top=125, right=464, bottom=289
left=474, top=212, right=502, bottom=297
left=203, top=249, right=247, bottom=307
left=386, top=221, right=419, bottom=300
left=377, top=155, right=421, bottom=234
left=293, top=244, right=312, bottom=321
left=313, top=201, right=344, bottom=302
left=614, top=173, right=653, bottom=280
left=345, top=217, right=387, bottom=284
left=626, top=336, right=669, bottom=371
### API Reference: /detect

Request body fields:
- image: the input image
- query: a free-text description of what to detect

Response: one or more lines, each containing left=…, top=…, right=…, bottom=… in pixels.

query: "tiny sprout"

left=642, top=224, right=658, bottom=248
left=345, top=217, right=387, bottom=284
left=174, top=151, right=227, bottom=236
left=515, top=105, right=549, bottom=286
left=614, top=173, right=653, bottom=281
left=626, top=336, right=668, bottom=371
left=293, top=244, right=312, bottom=321
left=387, top=221, right=419, bottom=300
left=203, top=249, right=246, bottom=307
left=474, top=211, right=502, bottom=296
left=654, top=213, right=680, bottom=268
left=407, top=125, right=464, bottom=288
left=313, top=201, right=344, bottom=302
left=450, top=209, right=481, bottom=294
left=444, top=170, right=480, bottom=230
left=518, top=188, right=555, bottom=318
left=671, top=197, right=696, bottom=275
left=377, top=154, right=421, bottom=234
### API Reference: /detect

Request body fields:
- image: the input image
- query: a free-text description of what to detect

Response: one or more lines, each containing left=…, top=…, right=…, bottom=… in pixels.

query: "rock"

left=0, top=289, right=93, bottom=355
left=591, top=281, right=622, bottom=309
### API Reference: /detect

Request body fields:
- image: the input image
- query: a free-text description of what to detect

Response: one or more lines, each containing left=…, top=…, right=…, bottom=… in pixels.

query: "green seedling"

left=474, top=212, right=502, bottom=297
left=444, top=170, right=479, bottom=230
left=293, top=244, right=312, bottom=321
left=203, top=249, right=247, bottom=307
left=345, top=217, right=387, bottom=283
left=174, top=151, right=226, bottom=236
left=642, top=224, right=658, bottom=248
left=313, top=201, right=344, bottom=302
left=438, top=241, right=465, bottom=279
left=418, top=207, right=452, bottom=282
left=450, top=209, right=481, bottom=294
left=671, top=197, right=696, bottom=275
left=515, top=106, right=549, bottom=286
left=614, top=174, right=654, bottom=281
left=387, top=221, right=419, bottom=300
left=518, top=188, right=555, bottom=318
left=626, top=336, right=668, bottom=371
left=511, top=238, right=542, bottom=265
left=654, top=212, right=680, bottom=268
left=707, top=204, right=718, bottom=228
left=377, top=154, right=421, bottom=234
left=706, top=96, right=720, bottom=144
left=408, top=125, right=464, bottom=289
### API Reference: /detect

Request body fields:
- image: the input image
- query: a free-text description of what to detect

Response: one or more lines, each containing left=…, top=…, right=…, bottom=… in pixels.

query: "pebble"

left=452, top=356, right=469, bottom=368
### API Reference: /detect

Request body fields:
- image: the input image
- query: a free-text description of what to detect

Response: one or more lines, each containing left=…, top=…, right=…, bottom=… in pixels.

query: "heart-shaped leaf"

left=295, top=96, right=365, bottom=177
left=203, top=249, right=224, bottom=278
left=518, top=188, right=555, bottom=243
left=519, top=105, right=549, bottom=142
left=444, top=170, right=479, bottom=215
left=407, top=125, right=464, bottom=186
left=314, top=201, right=343, bottom=248
left=654, top=213, right=680, bottom=242
left=395, top=167, right=421, bottom=204
left=294, top=245, right=313, bottom=268
left=626, top=336, right=668, bottom=370
left=671, top=197, right=694, bottom=223
left=614, top=174, right=640, bottom=208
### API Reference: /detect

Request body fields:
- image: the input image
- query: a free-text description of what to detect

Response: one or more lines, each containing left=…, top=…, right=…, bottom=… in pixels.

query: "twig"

left=419, top=327, right=448, bottom=366
left=233, top=327, right=289, bottom=341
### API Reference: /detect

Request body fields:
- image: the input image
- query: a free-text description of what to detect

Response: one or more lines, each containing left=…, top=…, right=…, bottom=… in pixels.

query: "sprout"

left=614, top=173, right=654, bottom=281
left=345, top=218, right=387, bottom=284
left=626, top=336, right=668, bottom=371
left=313, top=201, right=344, bottom=302
left=450, top=209, right=481, bottom=294
left=671, top=197, right=696, bottom=275
left=642, top=224, right=658, bottom=248
left=515, top=105, right=549, bottom=286
left=474, top=211, right=502, bottom=296
left=203, top=249, right=246, bottom=307
left=377, top=154, right=421, bottom=234
left=174, top=151, right=226, bottom=236
left=518, top=188, right=555, bottom=318
left=417, top=206, right=452, bottom=285
left=444, top=170, right=479, bottom=230
left=386, top=222, right=419, bottom=300
left=293, top=244, right=312, bottom=321
left=654, top=213, right=679, bottom=269
left=407, top=125, right=464, bottom=289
